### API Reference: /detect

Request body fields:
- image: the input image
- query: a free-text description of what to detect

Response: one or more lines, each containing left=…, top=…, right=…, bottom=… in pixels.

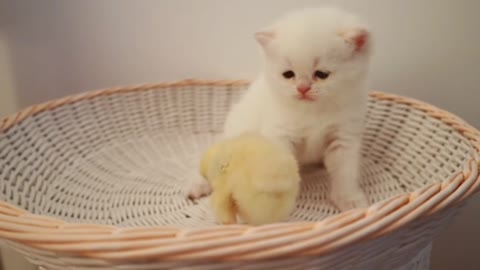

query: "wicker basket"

left=0, top=80, right=479, bottom=270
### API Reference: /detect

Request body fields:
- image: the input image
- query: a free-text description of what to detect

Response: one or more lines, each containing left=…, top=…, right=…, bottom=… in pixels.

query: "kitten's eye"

left=282, top=70, right=295, bottom=79
left=314, top=70, right=330, bottom=79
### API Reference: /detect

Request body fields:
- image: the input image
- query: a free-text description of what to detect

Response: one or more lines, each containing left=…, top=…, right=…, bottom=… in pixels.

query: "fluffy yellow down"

left=200, top=133, right=301, bottom=225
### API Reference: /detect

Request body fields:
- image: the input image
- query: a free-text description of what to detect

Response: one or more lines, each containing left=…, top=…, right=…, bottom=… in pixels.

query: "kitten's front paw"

left=184, top=173, right=212, bottom=199
left=331, top=188, right=369, bottom=211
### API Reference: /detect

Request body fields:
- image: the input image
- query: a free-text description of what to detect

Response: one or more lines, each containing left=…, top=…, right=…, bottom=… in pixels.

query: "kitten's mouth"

left=296, top=94, right=315, bottom=102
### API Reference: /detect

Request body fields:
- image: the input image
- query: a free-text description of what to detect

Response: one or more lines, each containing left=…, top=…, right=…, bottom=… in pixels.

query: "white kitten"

left=187, top=7, right=372, bottom=211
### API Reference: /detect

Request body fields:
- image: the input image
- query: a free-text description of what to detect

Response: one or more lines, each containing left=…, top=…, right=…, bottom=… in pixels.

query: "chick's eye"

left=282, top=70, right=295, bottom=79
left=314, top=70, right=330, bottom=79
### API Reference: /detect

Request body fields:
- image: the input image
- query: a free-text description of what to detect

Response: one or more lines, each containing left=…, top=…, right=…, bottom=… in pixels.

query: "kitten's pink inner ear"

left=354, top=32, right=367, bottom=51
left=342, top=28, right=369, bottom=53
left=255, top=31, right=275, bottom=47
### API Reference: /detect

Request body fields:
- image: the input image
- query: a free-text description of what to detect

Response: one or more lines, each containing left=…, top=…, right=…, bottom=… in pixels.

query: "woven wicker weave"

left=0, top=80, right=479, bottom=270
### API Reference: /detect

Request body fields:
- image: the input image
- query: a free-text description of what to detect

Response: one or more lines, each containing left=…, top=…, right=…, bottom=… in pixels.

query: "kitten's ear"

left=341, top=27, right=370, bottom=53
left=255, top=31, right=275, bottom=48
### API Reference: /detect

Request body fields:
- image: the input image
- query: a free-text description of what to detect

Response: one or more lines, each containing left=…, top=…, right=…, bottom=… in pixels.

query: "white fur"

left=187, top=7, right=372, bottom=211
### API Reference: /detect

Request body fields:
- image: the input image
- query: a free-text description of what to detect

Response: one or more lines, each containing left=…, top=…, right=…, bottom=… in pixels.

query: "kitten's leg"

left=184, top=172, right=212, bottom=199
left=324, top=136, right=368, bottom=211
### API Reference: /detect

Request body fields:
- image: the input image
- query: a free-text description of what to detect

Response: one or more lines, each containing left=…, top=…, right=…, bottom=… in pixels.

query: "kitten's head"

left=256, top=7, right=373, bottom=103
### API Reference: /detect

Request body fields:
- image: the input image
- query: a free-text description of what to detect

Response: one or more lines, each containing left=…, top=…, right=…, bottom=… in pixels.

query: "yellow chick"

left=200, top=133, right=301, bottom=226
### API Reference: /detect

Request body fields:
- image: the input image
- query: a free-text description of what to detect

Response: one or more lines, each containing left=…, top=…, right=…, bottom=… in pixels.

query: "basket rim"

left=0, top=79, right=479, bottom=263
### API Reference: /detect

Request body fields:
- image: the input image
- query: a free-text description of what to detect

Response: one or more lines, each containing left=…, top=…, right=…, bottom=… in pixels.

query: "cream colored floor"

left=1, top=247, right=36, bottom=270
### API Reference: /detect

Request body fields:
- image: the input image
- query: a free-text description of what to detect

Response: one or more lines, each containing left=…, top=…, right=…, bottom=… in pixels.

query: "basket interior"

left=0, top=84, right=475, bottom=228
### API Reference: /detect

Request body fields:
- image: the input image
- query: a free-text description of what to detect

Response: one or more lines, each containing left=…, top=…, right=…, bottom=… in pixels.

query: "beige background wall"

left=0, top=0, right=479, bottom=269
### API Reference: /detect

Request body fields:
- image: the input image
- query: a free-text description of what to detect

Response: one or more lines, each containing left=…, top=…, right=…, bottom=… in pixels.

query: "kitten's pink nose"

left=297, top=85, right=311, bottom=94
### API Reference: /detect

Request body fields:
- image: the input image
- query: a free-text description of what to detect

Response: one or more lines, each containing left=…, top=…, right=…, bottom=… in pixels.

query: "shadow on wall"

left=0, top=31, right=18, bottom=117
